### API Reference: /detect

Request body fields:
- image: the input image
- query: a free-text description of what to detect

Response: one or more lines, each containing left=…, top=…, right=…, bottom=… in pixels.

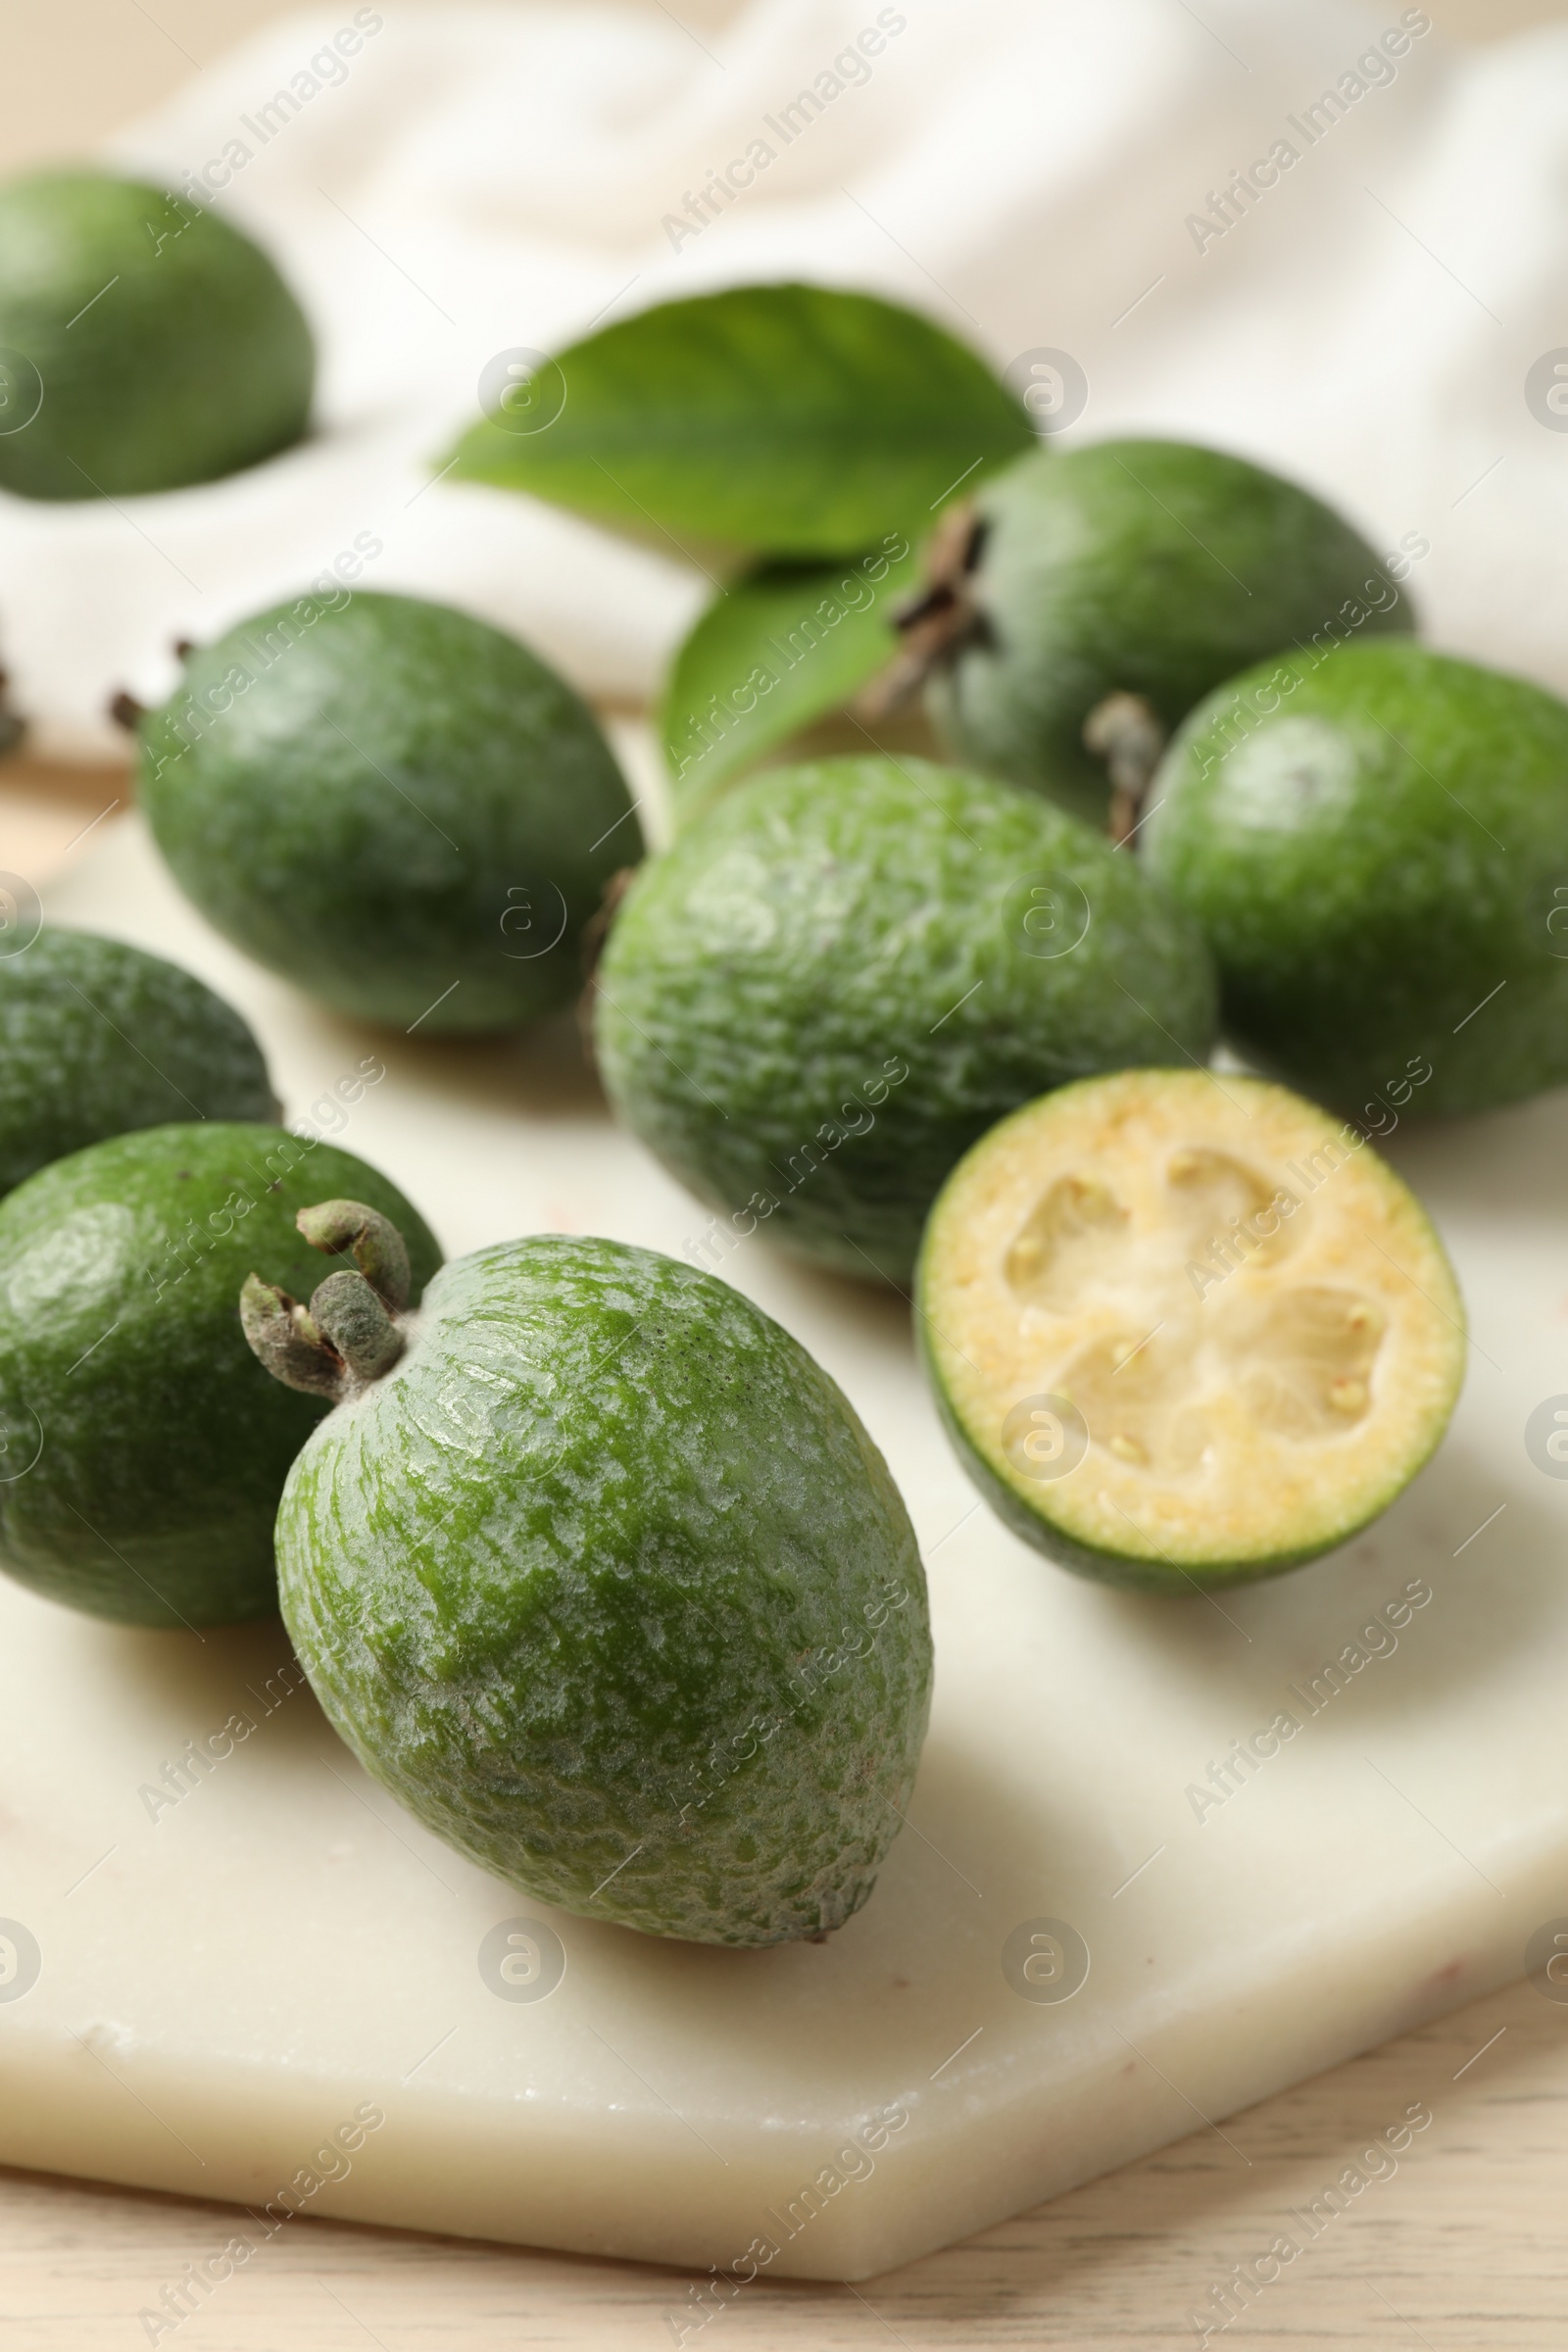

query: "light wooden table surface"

left=3, top=1970, right=1567, bottom=2349
left=7, top=3, right=1568, bottom=2345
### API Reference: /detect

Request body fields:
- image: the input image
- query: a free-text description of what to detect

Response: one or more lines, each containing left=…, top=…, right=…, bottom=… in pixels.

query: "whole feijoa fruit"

left=0, top=926, right=275, bottom=1198
left=0, top=170, right=314, bottom=500
left=136, top=589, right=642, bottom=1033
left=908, top=439, right=1411, bottom=823
left=0, top=1126, right=439, bottom=1627
left=919, top=1070, right=1464, bottom=1591
left=594, top=756, right=1217, bottom=1282
left=1141, top=640, right=1568, bottom=1118
left=246, top=1215, right=932, bottom=1946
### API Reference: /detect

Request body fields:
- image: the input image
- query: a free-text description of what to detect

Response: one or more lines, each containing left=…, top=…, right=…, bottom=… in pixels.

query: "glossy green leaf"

left=446, top=283, right=1033, bottom=556
left=662, top=535, right=922, bottom=826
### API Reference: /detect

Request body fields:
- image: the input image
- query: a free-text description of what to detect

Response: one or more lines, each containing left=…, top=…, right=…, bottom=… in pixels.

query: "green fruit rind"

left=595, top=756, right=1217, bottom=1282
left=928, top=439, right=1411, bottom=822
left=918, top=1322, right=1454, bottom=1594
left=0, top=171, right=313, bottom=500
left=1141, top=641, right=1568, bottom=1117
left=0, top=1125, right=440, bottom=1628
left=0, top=927, right=275, bottom=1198
left=274, top=1237, right=933, bottom=1946
left=139, top=590, right=643, bottom=1035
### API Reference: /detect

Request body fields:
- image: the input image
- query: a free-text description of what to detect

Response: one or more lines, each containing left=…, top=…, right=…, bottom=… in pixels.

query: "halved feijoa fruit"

left=917, top=1069, right=1464, bottom=1591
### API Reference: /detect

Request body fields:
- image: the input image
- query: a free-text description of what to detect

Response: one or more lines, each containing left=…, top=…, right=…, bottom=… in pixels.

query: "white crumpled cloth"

left=2, top=0, right=1565, bottom=758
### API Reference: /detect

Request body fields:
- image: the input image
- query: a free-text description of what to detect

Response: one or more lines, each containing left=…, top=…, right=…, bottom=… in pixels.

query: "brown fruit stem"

left=294, top=1199, right=411, bottom=1310
left=241, top=1200, right=413, bottom=1401
left=858, top=501, right=989, bottom=718
left=308, top=1268, right=405, bottom=1383
left=1083, top=693, right=1167, bottom=848
left=239, top=1275, right=345, bottom=1400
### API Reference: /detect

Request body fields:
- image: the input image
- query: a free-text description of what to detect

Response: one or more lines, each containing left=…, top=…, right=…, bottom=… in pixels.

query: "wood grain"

left=0, top=760, right=129, bottom=893
left=0, top=1972, right=1564, bottom=2349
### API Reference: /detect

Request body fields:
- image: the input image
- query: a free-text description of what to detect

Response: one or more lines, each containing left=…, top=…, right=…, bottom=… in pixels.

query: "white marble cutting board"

left=1, top=783, right=1565, bottom=2288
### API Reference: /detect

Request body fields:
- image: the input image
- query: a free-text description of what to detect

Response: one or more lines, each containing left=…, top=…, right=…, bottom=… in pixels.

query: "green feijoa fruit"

left=594, top=756, right=1217, bottom=1283
left=918, top=1070, right=1464, bottom=1592
left=247, top=1218, right=931, bottom=1946
left=911, top=439, right=1411, bottom=824
left=0, top=170, right=314, bottom=500
left=0, top=927, right=275, bottom=1198
left=1141, top=640, right=1568, bottom=1118
left=0, top=1126, right=439, bottom=1628
left=137, top=590, right=642, bottom=1034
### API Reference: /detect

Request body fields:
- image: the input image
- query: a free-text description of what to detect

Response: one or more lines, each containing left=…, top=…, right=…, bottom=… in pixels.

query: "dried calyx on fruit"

left=1081, top=692, right=1165, bottom=846
left=864, top=498, right=988, bottom=710
left=241, top=1200, right=411, bottom=1402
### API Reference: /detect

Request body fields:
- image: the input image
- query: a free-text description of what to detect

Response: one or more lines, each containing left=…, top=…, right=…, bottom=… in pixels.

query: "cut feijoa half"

left=917, top=1070, right=1465, bottom=1591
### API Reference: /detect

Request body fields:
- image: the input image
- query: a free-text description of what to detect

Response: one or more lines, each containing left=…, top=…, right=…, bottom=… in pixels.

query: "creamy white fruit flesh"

left=919, top=1070, right=1466, bottom=1577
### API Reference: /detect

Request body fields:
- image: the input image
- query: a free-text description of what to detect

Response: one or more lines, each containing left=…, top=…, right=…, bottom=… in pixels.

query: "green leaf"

left=662, top=535, right=922, bottom=826
left=446, top=283, right=1033, bottom=557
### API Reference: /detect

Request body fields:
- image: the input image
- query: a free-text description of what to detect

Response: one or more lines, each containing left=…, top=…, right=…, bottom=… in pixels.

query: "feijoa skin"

left=918, top=1071, right=1465, bottom=1591
left=920, top=440, right=1411, bottom=822
left=0, top=170, right=314, bottom=500
left=0, top=1126, right=439, bottom=1628
left=137, top=590, right=643, bottom=1034
left=594, top=757, right=1217, bottom=1283
left=264, top=1232, right=932, bottom=1947
left=0, top=927, right=275, bottom=1198
left=1141, top=640, right=1568, bottom=1118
